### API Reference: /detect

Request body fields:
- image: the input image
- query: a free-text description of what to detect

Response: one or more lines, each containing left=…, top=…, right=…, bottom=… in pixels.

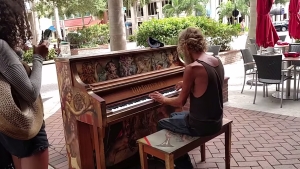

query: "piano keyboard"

left=107, top=88, right=181, bottom=113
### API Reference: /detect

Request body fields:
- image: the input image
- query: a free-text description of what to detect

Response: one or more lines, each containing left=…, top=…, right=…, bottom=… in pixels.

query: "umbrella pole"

left=260, top=46, right=262, bottom=54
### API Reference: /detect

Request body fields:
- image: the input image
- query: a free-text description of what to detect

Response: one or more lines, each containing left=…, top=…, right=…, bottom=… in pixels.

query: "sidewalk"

left=46, top=106, right=300, bottom=169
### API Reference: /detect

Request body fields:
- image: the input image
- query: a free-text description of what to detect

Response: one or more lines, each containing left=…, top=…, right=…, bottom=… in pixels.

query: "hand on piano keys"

left=175, top=81, right=183, bottom=91
left=149, top=91, right=166, bottom=104
left=107, top=88, right=182, bottom=113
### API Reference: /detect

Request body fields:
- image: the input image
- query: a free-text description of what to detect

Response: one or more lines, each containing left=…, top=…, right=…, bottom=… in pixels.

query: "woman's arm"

left=0, top=39, right=43, bottom=103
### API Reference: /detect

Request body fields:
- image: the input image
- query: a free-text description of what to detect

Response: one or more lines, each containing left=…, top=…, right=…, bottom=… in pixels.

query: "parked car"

left=272, top=21, right=289, bottom=32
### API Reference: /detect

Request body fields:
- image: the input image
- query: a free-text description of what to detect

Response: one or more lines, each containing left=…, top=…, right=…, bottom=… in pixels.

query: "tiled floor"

left=46, top=106, right=300, bottom=169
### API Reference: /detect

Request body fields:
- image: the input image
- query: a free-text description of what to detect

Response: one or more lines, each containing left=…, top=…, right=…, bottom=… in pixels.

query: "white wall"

left=39, top=18, right=53, bottom=31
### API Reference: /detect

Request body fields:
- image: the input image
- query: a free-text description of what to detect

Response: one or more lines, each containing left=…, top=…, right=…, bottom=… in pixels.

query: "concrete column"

left=143, top=5, right=149, bottom=21
left=54, top=7, right=62, bottom=39
left=214, top=0, right=220, bottom=21
left=130, top=6, right=137, bottom=32
left=156, top=1, right=163, bottom=19
left=32, top=12, right=41, bottom=45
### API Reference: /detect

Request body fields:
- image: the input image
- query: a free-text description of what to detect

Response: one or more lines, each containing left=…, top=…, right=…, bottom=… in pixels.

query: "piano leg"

left=65, top=119, right=106, bottom=169
left=76, top=121, right=96, bottom=169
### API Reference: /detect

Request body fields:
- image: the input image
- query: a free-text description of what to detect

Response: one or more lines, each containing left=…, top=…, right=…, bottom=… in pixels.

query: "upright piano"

left=54, top=46, right=186, bottom=169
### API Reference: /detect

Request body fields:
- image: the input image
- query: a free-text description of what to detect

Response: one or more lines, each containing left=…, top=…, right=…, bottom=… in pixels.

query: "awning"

left=48, top=26, right=56, bottom=31
left=125, top=22, right=132, bottom=27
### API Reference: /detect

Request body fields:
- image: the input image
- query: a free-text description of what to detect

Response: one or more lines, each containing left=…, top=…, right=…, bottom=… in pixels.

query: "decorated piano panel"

left=55, top=46, right=185, bottom=169
left=73, top=46, right=181, bottom=84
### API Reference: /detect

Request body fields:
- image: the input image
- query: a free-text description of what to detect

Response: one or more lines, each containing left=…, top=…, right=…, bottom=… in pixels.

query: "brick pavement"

left=46, top=106, right=300, bottom=169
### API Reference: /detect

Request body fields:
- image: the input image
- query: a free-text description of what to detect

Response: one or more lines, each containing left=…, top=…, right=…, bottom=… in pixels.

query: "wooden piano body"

left=54, top=46, right=186, bottom=169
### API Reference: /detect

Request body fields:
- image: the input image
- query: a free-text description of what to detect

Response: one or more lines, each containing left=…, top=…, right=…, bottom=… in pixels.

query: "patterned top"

left=0, top=39, right=44, bottom=103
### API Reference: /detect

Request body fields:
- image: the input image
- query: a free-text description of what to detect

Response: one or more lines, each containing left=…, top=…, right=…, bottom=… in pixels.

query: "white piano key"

left=109, top=89, right=181, bottom=112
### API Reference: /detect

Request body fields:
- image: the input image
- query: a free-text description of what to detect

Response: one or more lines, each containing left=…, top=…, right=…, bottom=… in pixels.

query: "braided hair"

left=0, top=0, right=32, bottom=50
left=177, top=27, right=207, bottom=54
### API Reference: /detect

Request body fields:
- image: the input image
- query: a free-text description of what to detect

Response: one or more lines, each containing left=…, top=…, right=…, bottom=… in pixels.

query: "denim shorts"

left=0, top=121, right=49, bottom=158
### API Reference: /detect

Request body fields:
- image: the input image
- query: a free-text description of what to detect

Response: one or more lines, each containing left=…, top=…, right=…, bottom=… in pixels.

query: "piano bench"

left=137, top=118, right=233, bottom=169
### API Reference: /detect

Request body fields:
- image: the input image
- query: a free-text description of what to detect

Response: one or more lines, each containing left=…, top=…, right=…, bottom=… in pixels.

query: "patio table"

left=274, top=44, right=289, bottom=53
left=272, top=56, right=300, bottom=100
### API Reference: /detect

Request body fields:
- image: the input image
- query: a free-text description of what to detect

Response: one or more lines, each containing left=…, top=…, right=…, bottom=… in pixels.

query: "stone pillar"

left=54, top=7, right=62, bottom=39
left=143, top=5, right=149, bottom=21
left=156, top=1, right=163, bottom=19
left=130, top=5, right=137, bottom=33
left=210, top=0, right=217, bottom=20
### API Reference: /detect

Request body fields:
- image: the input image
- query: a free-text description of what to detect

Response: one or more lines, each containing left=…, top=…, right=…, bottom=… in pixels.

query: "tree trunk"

left=103, top=10, right=108, bottom=24
left=54, top=7, right=62, bottom=39
left=245, top=0, right=257, bottom=48
left=108, top=0, right=127, bottom=51
left=81, top=15, right=85, bottom=27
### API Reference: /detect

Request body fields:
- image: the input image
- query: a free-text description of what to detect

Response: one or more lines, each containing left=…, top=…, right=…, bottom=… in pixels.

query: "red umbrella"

left=256, top=0, right=279, bottom=48
left=289, top=0, right=300, bottom=39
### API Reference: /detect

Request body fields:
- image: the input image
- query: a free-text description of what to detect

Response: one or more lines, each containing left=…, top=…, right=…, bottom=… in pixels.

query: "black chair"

left=248, top=44, right=258, bottom=55
left=289, top=43, right=300, bottom=99
left=249, top=38, right=261, bottom=53
left=207, top=45, right=221, bottom=56
left=240, top=48, right=256, bottom=93
left=253, top=54, right=294, bottom=108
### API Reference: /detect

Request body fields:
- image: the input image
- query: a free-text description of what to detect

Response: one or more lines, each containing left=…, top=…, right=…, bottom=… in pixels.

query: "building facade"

left=124, top=0, right=226, bottom=35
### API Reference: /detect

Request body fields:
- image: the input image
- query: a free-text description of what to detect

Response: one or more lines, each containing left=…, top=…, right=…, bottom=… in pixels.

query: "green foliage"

left=78, top=24, right=109, bottom=45
left=235, top=0, right=249, bottom=16
left=274, top=0, right=289, bottom=4
left=163, top=0, right=185, bottom=17
left=128, top=35, right=137, bottom=42
left=296, top=39, right=300, bottom=43
left=35, top=0, right=107, bottom=22
left=23, top=49, right=56, bottom=64
left=67, top=24, right=110, bottom=48
left=136, top=16, right=240, bottom=51
left=217, top=1, right=234, bottom=20
left=66, top=32, right=81, bottom=48
left=162, top=0, right=208, bottom=18
left=64, top=0, right=106, bottom=21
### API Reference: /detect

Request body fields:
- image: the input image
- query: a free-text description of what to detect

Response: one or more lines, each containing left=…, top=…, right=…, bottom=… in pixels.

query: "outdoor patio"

left=46, top=106, right=300, bottom=169
left=43, top=53, right=300, bottom=169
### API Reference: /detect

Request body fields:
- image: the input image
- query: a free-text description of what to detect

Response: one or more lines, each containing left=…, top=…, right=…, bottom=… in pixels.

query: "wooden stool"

left=137, top=118, right=232, bottom=169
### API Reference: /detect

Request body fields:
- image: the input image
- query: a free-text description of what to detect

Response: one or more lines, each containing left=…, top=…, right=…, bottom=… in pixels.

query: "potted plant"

left=67, top=32, right=81, bottom=55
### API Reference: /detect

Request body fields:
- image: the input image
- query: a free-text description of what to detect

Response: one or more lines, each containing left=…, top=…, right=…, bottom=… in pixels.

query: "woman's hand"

left=175, top=81, right=183, bottom=91
left=33, top=40, right=49, bottom=59
left=149, top=91, right=166, bottom=104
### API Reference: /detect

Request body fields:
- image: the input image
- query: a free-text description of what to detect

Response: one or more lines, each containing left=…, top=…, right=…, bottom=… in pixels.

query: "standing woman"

left=0, top=0, right=49, bottom=169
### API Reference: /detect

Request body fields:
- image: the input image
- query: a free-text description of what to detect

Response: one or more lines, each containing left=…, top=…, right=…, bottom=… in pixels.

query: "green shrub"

left=128, top=34, right=137, bottom=42
left=66, top=32, right=81, bottom=45
left=78, top=24, right=109, bottom=46
left=136, top=16, right=240, bottom=51
left=23, top=48, right=56, bottom=64
left=66, top=24, right=110, bottom=48
left=296, top=39, right=300, bottom=43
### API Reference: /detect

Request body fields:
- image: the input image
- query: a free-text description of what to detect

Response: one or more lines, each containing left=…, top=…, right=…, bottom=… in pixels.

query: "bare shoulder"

left=189, top=61, right=205, bottom=69
left=188, top=62, right=207, bottom=75
left=202, top=55, right=220, bottom=67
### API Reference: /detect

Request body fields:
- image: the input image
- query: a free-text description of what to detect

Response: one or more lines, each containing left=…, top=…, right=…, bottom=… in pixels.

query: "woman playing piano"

left=0, top=0, right=50, bottom=168
left=149, top=27, right=225, bottom=169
